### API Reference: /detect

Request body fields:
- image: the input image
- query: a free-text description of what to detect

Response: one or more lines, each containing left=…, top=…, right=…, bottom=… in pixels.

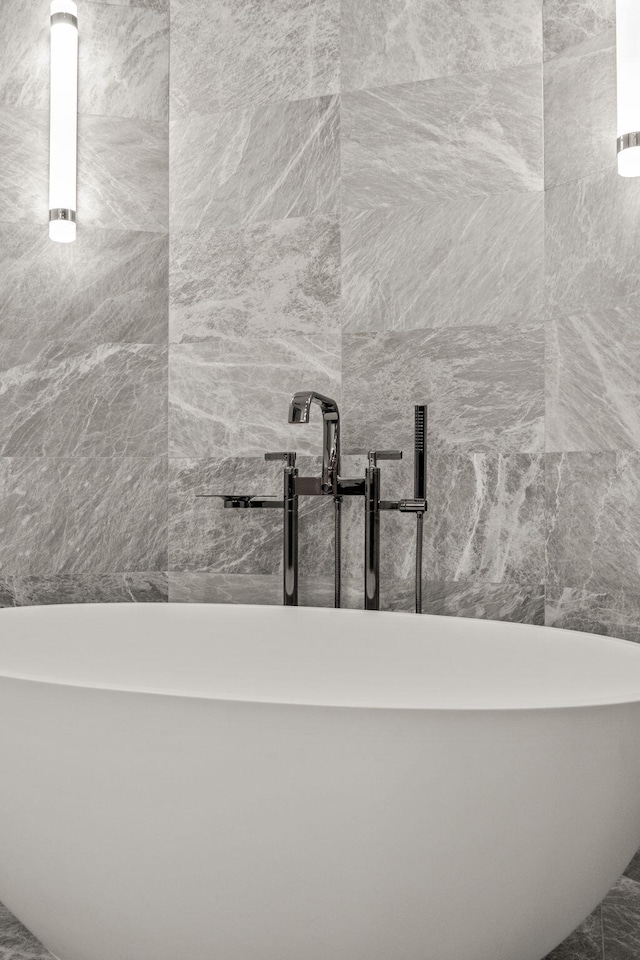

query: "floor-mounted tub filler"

left=1, top=604, right=640, bottom=960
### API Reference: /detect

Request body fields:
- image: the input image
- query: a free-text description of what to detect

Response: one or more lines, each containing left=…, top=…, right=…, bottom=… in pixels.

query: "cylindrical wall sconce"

left=49, top=0, right=78, bottom=241
left=616, top=0, right=640, bottom=177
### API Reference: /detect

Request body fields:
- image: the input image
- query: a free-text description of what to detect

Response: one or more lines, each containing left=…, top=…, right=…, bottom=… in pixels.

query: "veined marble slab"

left=6, top=573, right=168, bottom=606
left=546, top=309, right=640, bottom=452
left=0, top=902, right=52, bottom=960
left=546, top=452, right=640, bottom=590
left=168, top=335, right=341, bottom=458
left=544, top=30, right=615, bottom=188
left=602, top=877, right=640, bottom=960
left=341, top=0, right=542, bottom=92
left=84, top=0, right=167, bottom=7
left=168, top=456, right=334, bottom=576
left=0, top=342, right=167, bottom=457
left=170, top=216, right=339, bottom=342
left=78, top=114, right=168, bottom=232
left=170, top=0, right=339, bottom=116
left=342, top=326, right=544, bottom=456
left=546, top=586, right=640, bottom=643
left=170, top=96, right=339, bottom=231
left=543, top=906, right=604, bottom=960
left=0, top=106, right=48, bottom=225
left=545, top=171, right=640, bottom=318
left=78, top=3, right=169, bottom=121
left=342, top=193, right=543, bottom=332
left=0, top=457, right=167, bottom=575
left=423, top=581, right=545, bottom=624
left=0, top=1, right=168, bottom=120
left=342, top=63, right=543, bottom=209
left=543, top=0, right=615, bottom=59
left=0, top=225, right=167, bottom=342
left=428, top=453, right=545, bottom=585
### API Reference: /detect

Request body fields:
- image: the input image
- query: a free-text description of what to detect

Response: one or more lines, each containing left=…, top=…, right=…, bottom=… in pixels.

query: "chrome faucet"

left=288, top=391, right=340, bottom=494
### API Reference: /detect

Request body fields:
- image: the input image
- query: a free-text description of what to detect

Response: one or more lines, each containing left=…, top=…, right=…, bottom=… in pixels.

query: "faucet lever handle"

left=368, top=450, right=403, bottom=467
left=265, top=451, right=297, bottom=468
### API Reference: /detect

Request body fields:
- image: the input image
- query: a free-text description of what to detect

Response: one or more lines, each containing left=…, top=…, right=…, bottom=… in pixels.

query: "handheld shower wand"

left=414, top=405, right=427, bottom=614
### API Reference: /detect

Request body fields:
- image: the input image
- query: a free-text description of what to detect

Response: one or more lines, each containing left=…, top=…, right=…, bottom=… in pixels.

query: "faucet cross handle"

left=368, top=450, right=403, bottom=468
left=265, top=451, right=297, bottom=468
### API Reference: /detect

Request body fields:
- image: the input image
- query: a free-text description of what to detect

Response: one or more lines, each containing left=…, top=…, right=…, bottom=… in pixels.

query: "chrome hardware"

left=618, top=131, right=640, bottom=153
left=49, top=208, right=76, bottom=223
left=199, top=391, right=429, bottom=613
left=367, top=450, right=403, bottom=467
left=288, top=391, right=340, bottom=495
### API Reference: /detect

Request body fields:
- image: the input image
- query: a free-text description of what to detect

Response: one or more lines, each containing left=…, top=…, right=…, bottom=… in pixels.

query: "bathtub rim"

left=1, top=602, right=640, bottom=713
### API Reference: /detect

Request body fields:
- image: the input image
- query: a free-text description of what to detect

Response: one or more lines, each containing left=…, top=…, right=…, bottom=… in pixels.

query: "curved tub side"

left=0, top=678, right=639, bottom=960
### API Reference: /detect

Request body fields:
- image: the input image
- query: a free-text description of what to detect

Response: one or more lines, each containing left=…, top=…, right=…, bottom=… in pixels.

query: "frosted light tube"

left=49, top=0, right=78, bottom=241
left=616, top=0, right=640, bottom=177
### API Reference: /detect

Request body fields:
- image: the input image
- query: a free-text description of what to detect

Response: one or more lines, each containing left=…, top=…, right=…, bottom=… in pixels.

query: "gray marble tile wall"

left=165, top=0, right=640, bottom=654
left=0, top=0, right=169, bottom=604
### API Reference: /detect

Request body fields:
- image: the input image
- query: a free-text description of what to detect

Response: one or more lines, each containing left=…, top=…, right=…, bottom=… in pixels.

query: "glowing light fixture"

left=616, top=0, right=640, bottom=177
left=49, top=0, right=78, bottom=241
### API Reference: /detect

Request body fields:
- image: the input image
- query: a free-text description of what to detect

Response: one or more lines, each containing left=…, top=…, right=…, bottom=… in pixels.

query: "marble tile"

left=78, top=3, right=169, bottom=121
left=602, top=876, right=640, bottom=960
left=169, top=336, right=341, bottom=458
left=342, top=63, right=543, bottom=210
left=0, top=107, right=48, bottom=226
left=0, top=225, right=167, bottom=343
left=170, top=0, right=339, bottom=117
left=170, top=96, right=339, bottom=232
left=11, top=573, right=168, bottom=605
left=0, top=902, right=52, bottom=960
left=543, top=0, right=615, bottom=60
left=429, top=453, right=546, bottom=584
left=342, top=0, right=542, bottom=92
left=169, top=216, right=340, bottom=342
left=341, top=194, right=543, bottom=332
left=85, top=0, right=167, bottom=8
left=78, top=114, right=168, bottom=232
left=624, top=847, right=640, bottom=883
left=168, top=456, right=335, bottom=577
left=168, top=572, right=347, bottom=608
left=543, top=906, right=603, bottom=960
left=342, top=327, right=544, bottom=456
left=545, top=172, right=640, bottom=319
left=0, top=0, right=49, bottom=111
left=0, top=458, right=167, bottom=575
left=544, top=31, right=615, bottom=188
left=0, top=342, right=167, bottom=457
left=546, top=309, right=640, bottom=452
left=546, top=453, right=640, bottom=591
left=545, top=586, right=640, bottom=642
left=423, top=581, right=545, bottom=624
left=0, top=1, right=168, bottom=120
left=0, top=578, right=17, bottom=607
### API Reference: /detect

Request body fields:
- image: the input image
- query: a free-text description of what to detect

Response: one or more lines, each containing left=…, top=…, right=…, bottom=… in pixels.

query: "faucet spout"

left=288, top=391, right=340, bottom=493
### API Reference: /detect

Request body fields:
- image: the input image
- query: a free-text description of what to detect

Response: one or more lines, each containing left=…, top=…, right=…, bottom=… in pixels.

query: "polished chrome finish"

left=364, top=460, right=381, bottom=610
left=617, top=131, right=640, bottom=152
left=195, top=494, right=283, bottom=509
left=198, top=392, right=429, bottom=613
left=334, top=497, right=342, bottom=609
left=51, top=11, right=78, bottom=26
left=288, top=391, right=340, bottom=494
left=49, top=208, right=76, bottom=223
left=265, top=452, right=296, bottom=468
left=368, top=450, right=403, bottom=466
left=413, top=405, right=428, bottom=614
left=282, top=454, right=299, bottom=606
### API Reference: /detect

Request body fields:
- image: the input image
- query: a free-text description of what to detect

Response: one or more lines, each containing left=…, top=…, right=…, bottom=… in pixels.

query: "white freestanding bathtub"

left=0, top=603, right=640, bottom=960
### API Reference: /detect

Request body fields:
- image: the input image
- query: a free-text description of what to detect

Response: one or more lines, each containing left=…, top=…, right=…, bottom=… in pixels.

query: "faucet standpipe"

left=196, top=392, right=428, bottom=614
